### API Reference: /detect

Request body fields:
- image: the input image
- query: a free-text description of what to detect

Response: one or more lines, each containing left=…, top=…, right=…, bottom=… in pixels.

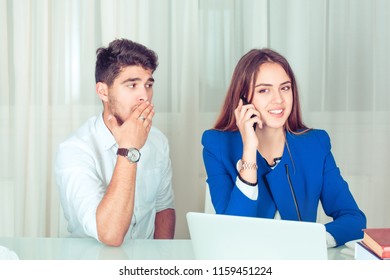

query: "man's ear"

left=96, top=82, right=109, bottom=102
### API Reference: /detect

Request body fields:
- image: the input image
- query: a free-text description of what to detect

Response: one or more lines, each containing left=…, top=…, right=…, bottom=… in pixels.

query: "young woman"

left=202, top=48, right=366, bottom=247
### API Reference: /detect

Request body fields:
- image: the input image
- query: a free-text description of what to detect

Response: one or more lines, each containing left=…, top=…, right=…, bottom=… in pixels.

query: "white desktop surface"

left=0, top=237, right=352, bottom=260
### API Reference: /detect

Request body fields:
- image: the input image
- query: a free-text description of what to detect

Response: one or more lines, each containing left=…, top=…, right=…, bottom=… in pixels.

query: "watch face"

left=236, top=159, right=243, bottom=172
left=128, top=148, right=141, bottom=162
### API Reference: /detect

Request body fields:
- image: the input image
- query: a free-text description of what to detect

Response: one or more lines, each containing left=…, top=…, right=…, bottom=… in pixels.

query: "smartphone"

left=242, top=98, right=257, bottom=130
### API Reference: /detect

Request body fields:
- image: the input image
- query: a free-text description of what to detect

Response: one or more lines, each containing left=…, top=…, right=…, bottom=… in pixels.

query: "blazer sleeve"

left=316, top=130, right=367, bottom=246
left=202, top=130, right=259, bottom=216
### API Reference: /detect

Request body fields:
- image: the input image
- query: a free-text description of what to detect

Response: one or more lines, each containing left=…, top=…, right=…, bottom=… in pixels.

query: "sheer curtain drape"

left=0, top=0, right=203, bottom=238
left=268, top=0, right=390, bottom=226
left=1, top=0, right=389, bottom=239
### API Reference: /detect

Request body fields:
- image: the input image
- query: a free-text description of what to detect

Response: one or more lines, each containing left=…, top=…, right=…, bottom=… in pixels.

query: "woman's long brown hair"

left=213, top=48, right=308, bottom=134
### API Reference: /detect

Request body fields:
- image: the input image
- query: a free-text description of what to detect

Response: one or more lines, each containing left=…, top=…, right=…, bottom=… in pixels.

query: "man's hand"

left=107, top=101, right=155, bottom=149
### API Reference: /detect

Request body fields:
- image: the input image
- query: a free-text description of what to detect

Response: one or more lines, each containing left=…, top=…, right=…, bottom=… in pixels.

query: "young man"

left=55, top=39, right=175, bottom=246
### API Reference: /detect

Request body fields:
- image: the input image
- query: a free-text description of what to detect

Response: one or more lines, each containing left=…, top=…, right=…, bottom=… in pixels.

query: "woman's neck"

left=256, top=128, right=285, bottom=166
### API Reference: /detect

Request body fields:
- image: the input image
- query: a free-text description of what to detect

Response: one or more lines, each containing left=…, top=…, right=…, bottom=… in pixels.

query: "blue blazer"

left=202, top=129, right=366, bottom=246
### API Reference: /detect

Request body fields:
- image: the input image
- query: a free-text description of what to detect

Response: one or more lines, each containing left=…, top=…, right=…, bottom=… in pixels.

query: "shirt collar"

left=95, top=112, right=117, bottom=151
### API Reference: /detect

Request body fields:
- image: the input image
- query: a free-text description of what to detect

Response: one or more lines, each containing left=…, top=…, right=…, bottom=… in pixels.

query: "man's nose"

left=138, top=88, right=148, bottom=102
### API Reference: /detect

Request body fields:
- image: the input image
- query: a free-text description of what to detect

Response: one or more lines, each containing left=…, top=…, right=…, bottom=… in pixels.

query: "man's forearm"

left=96, top=156, right=137, bottom=246
left=154, top=208, right=176, bottom=239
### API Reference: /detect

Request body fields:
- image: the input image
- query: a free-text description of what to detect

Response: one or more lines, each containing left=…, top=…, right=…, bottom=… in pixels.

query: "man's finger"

left=132, top=101, right=150, bottom=116
left=107, top=114, right=119, bottom=130
left=143, top=110, right=155, bottom=127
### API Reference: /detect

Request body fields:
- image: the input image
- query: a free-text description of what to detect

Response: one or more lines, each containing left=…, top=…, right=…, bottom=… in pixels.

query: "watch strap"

left=117, top=147, right=141, bottom=163
left=241, top=160, right=258, bottom=170
left=237, top=159, right=258, bottom=172
left=117, top=148, right=129, bottom=157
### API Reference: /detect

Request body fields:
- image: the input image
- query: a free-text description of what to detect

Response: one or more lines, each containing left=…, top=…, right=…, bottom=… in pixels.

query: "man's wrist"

left=117, top=147, right=141, bottom=163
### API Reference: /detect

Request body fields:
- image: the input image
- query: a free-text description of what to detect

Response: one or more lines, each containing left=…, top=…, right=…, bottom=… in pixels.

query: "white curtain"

left=1, top=0, right=389, bottom=239
left=268, top=0, right=390, bottom=226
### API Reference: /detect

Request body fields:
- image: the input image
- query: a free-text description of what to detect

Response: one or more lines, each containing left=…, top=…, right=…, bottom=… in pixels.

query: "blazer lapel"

left=264, top=143, right=301, bottom=221
left=256, top=152, right=277, bottom=218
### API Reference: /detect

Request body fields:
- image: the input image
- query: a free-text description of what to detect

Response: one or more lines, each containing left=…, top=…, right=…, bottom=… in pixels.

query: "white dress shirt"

left=55, top=113, right=174, bottom=241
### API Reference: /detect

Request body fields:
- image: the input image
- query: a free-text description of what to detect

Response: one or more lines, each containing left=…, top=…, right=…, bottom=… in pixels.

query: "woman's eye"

left=258, top=88, right=269, bottom=94
left=281, top=86, right=291, bottom=91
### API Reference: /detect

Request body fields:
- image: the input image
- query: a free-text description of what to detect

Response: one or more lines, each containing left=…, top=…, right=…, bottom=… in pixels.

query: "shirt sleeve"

left=235, top=176, right=258, bottom=200
left=55, top=143, right=103, bottom=241
left=154, top=135, right=175, bottom=212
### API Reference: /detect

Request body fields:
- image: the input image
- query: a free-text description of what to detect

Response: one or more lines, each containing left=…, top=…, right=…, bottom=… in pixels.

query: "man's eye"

left=145, top=83, right=154, bottom=88
left=127, top=83, right=136, bottom=88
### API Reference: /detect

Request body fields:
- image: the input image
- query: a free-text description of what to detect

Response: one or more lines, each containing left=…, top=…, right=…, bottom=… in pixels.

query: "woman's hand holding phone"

left=234, top=99, right=262, bottom=151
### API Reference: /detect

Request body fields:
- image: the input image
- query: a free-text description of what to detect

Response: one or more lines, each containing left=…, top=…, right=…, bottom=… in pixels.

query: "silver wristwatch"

left=117, top=148, right=141, bottom=163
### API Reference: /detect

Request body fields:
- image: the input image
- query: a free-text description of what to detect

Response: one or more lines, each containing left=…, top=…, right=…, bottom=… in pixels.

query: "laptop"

left=186, top=212, right=328, bottom=260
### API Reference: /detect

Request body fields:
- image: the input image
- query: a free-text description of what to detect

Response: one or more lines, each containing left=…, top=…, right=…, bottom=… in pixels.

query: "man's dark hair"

left=95, top=38, right=158, bottom=86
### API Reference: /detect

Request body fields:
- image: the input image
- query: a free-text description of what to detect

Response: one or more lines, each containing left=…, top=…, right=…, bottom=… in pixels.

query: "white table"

left=0, top=237, right=353, bottom=260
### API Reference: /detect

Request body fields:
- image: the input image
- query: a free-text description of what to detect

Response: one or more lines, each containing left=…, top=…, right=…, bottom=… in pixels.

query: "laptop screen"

left=187, top=212, right=327, bottom=260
